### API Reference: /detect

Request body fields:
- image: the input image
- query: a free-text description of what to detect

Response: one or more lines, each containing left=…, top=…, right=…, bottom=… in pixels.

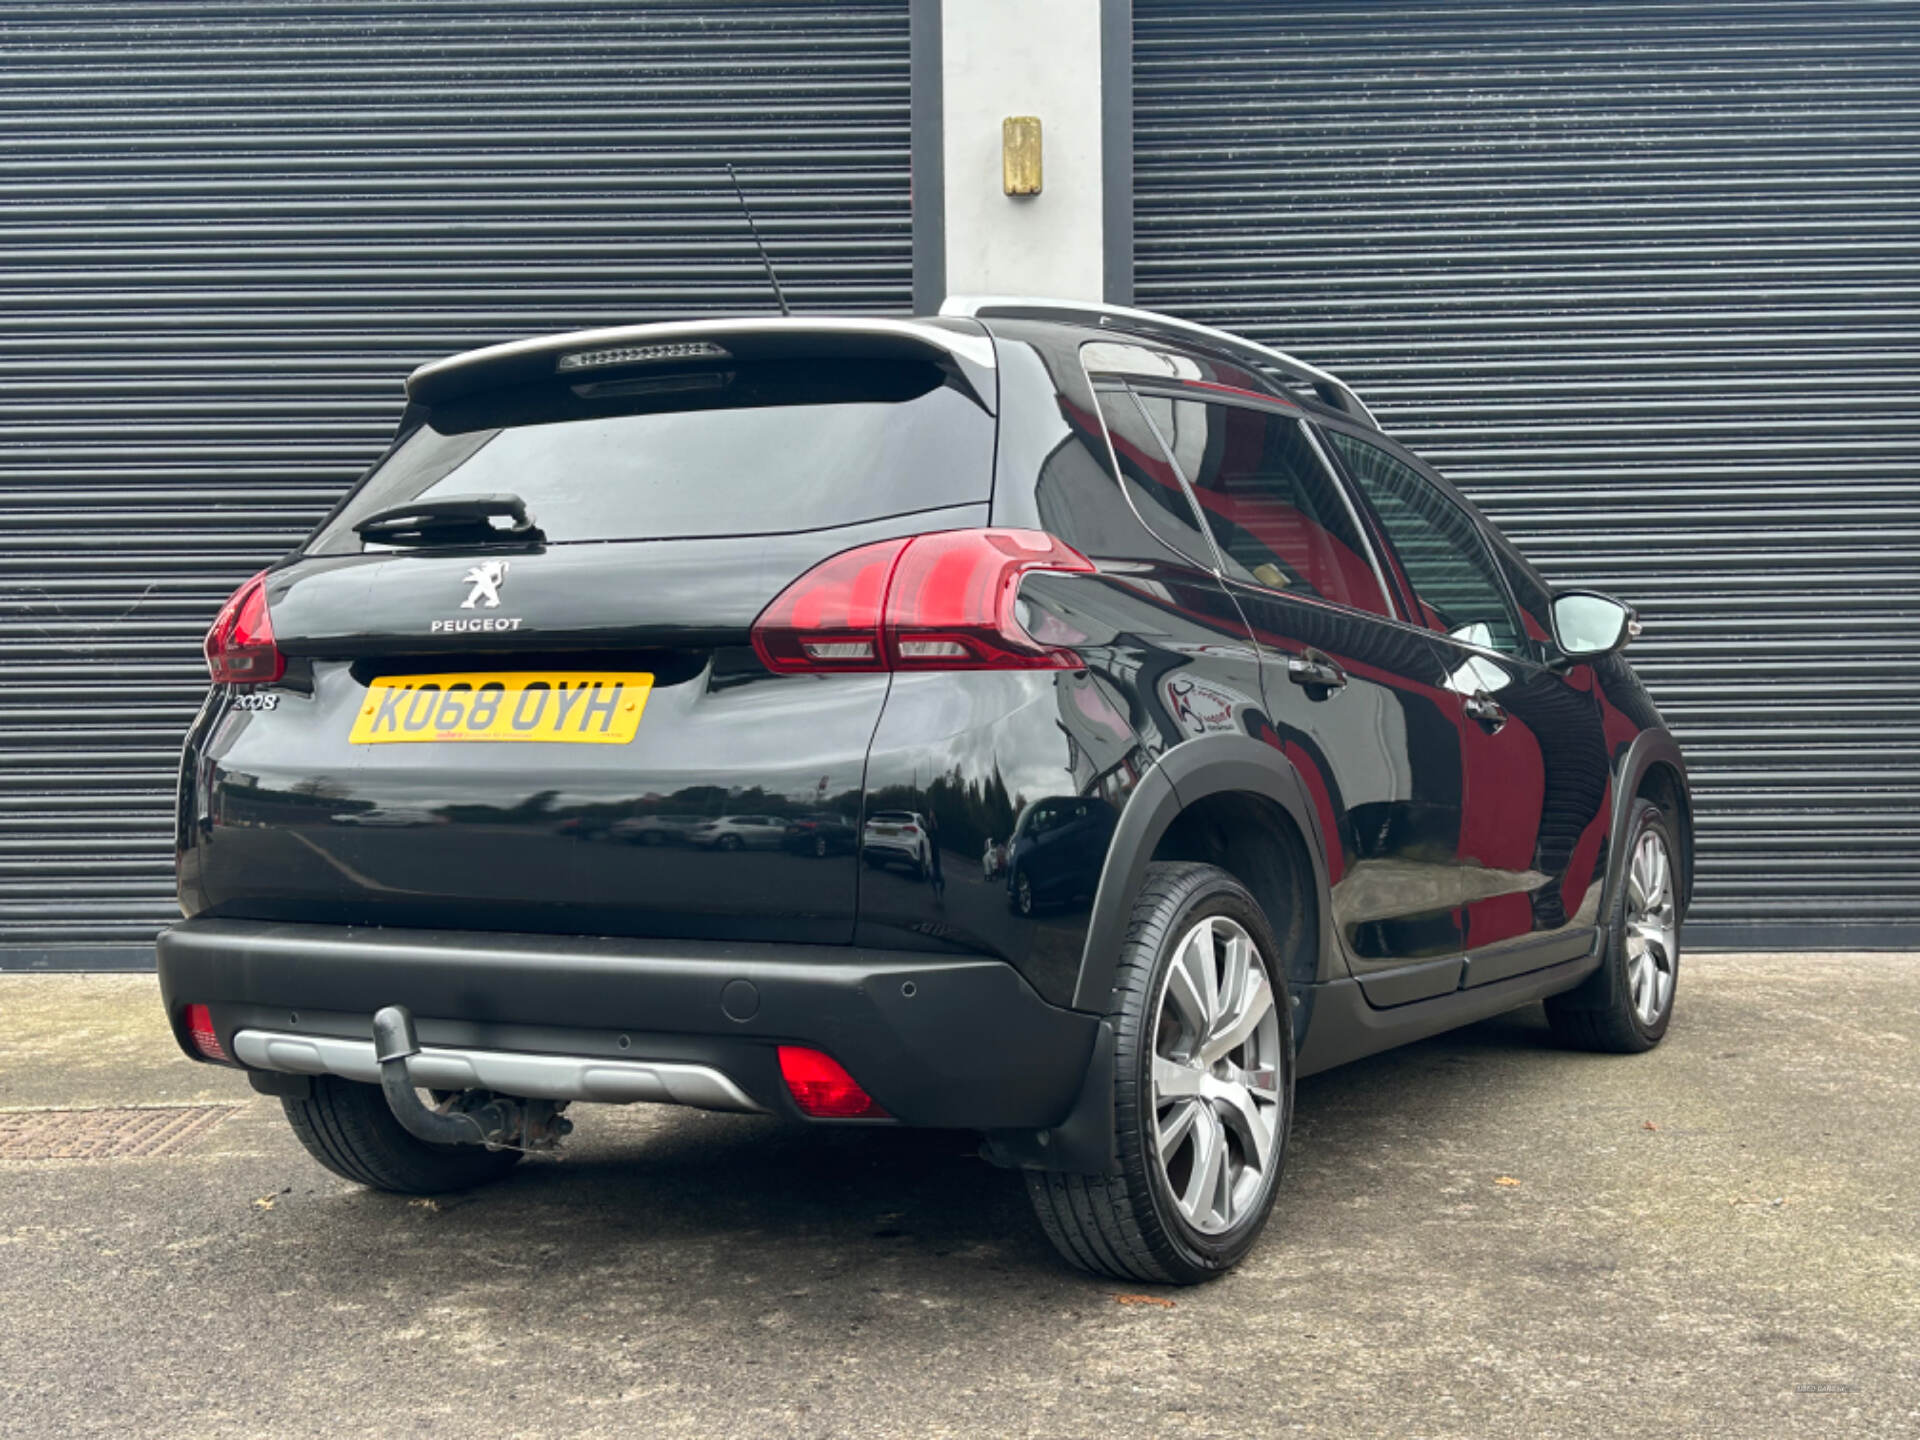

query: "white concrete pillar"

left=912, top=0, right=1130, bottom=311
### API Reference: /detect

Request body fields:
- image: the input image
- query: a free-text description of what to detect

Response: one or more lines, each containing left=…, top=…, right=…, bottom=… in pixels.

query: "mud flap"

left=980, top=1019, right=1119, bottom=1174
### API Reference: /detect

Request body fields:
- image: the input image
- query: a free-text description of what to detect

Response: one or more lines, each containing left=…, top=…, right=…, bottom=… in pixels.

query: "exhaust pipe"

left=369, top=1004, right=579, bottom=1150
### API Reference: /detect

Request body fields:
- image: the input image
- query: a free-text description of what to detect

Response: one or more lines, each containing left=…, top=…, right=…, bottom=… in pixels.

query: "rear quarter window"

left=309, top=358, right=994, bottom=553
left=1090, top=386, right=1217, bottom=567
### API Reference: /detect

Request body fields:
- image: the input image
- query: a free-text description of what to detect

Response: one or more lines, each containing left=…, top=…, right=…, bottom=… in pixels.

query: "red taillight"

left=777, top=1046, right=889, bottom=1119
left=886, top=529, right=1094, bottom=669
left=751, top=528, right=1093, bottom=675
left=182, top=1003, right=229, bottom=1062
left=751, top=538, right=905, bottom=673
left=204, top=569, right=284, bottom=685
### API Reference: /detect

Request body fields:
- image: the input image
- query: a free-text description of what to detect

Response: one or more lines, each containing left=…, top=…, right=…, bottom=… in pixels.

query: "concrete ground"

left=1, top=956, right=1915, bottom=1439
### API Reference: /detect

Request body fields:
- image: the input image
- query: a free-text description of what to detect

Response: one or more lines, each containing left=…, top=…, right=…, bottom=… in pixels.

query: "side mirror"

left=1552, top=590, right=1640, bottom=662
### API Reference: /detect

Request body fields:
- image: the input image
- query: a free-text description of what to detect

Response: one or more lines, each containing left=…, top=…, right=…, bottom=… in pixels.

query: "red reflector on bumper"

left=183, top=1003, right=229, bottom=1062
left=776, top=1046, right=888, bottom=1119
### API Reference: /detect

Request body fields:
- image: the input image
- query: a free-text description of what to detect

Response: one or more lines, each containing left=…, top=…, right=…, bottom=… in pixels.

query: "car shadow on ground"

left=270, top=1001, right=1583, bottom=1301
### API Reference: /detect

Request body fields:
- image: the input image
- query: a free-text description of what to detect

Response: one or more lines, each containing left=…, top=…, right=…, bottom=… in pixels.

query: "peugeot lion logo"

left=460, top=560, right=509, bottom=609
left=431, top=560, right=524, bottom=634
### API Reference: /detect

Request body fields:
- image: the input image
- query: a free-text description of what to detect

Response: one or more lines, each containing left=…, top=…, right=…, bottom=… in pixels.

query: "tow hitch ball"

left=371, top=1005, right=573, bottom=1152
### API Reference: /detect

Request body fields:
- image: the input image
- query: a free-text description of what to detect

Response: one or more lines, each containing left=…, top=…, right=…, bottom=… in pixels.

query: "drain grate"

left=0, top=1104, right=237, bottom=1160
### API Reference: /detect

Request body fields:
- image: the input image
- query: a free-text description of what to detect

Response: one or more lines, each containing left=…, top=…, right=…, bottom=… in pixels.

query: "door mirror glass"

left=1553, top=591, right=1638, bottom=657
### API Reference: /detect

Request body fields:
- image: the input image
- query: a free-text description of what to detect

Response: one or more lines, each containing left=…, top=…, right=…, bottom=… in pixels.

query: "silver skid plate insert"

left=231, top=1030, right=763, bottom=1113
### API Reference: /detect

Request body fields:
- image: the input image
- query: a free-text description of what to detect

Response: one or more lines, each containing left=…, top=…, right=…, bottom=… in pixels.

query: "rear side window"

left=1326, top=430, right=1526, bottom=656
left=309, top=359, right=993, bottom=553
left=1142, top=396, right=1390, bottom=617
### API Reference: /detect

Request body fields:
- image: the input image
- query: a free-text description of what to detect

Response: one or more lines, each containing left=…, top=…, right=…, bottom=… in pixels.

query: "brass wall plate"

left=1002, top=115, right=1042, bottom=196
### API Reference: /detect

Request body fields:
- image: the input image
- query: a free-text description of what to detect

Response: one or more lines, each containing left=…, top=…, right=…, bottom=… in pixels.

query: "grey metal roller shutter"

left=0, top=0, right=912, bottom=969
left=1134, top=0, right=1920, bottom=948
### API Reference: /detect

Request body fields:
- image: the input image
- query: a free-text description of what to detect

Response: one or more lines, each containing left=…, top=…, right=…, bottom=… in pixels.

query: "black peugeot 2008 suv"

left=159, top=298, right=1692, bottom=1285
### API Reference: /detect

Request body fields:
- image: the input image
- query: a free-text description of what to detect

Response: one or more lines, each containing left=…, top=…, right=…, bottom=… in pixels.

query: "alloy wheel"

left=1625, top=828, right=1678, bottom=1027
left=1150, top=915, right=1284, bottom=1235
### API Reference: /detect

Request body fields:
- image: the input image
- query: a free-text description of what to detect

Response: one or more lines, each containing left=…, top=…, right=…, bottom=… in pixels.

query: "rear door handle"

left=1463, top=690, right=1506, bottom=731
left=1287, top=649, right=1347, bottom=698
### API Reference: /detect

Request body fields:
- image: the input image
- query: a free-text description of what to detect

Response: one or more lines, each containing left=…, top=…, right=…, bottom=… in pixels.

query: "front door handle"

left=1463, top=690, right=1506, bottom=732
left=1287, top=649, right=1348, bottom=699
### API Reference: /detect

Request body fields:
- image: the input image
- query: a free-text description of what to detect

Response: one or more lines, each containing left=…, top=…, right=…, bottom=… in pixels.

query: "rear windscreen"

left=308, top=358, right=994, bottom=553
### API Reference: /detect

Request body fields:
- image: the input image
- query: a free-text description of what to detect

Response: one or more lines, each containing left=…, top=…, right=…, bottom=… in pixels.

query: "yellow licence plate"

left=349, top=672, right=653, bottom=745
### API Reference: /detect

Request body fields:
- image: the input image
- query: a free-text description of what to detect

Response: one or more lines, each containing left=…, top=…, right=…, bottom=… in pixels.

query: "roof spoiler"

left=406, top=317, right=998, bottom=410
left=940, top=295, right=1375, bottom=427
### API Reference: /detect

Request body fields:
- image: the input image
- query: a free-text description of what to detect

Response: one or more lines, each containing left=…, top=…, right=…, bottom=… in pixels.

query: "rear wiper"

left=353, top=493, right=546, bottom=548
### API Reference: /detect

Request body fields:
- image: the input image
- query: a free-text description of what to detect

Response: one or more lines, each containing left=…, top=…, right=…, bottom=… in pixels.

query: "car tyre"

left=1545, top=799, right=1681, bottom=1053
left=716, top=834, right=743, bottom=852
left=282, top=1074, right=522, bottom=1195
left=1025, top=861, right=1294, bottom=1285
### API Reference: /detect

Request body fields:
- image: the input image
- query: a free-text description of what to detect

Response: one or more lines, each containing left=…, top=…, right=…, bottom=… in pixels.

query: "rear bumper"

left=156, top=919, right=1099, bottom=1130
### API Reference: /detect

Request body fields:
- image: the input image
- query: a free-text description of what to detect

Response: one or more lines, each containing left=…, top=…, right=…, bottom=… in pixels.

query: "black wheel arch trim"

left=1605, top=728, right=1694, bottom=920
left=1072, top=733, right=1338, bottom=1014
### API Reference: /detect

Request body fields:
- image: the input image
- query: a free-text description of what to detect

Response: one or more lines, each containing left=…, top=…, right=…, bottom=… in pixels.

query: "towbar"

left=372, top=1005, right=512, bottom=1149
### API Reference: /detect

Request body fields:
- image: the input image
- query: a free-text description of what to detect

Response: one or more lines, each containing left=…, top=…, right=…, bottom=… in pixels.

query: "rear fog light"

left=777, top=1046, right=889, bottom=1119
left=183, top=1003, right=230, bottom=1062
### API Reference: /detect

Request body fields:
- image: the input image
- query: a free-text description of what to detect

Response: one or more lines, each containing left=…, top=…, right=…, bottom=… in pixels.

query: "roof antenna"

left=726, top=163, right=790, bottom=317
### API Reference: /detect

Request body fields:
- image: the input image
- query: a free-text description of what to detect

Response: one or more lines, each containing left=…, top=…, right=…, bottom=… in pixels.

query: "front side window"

left=1325, top=430, right=1525, bottom=656
left=1139, top=396, right=1390, bottom=617
left=1490, top=538, right=1557, bottom=654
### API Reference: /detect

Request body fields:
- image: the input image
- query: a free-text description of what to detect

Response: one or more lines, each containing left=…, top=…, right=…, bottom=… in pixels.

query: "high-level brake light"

left=203, top=570, right=284, bottom=685
left=751, top=528, right=1093, bottom=675
left=556, top=340, right=731, bottom=372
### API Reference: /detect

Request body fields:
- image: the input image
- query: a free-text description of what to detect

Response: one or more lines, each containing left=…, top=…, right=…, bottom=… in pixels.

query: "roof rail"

left=939, top=295, right=1376, bottom=427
